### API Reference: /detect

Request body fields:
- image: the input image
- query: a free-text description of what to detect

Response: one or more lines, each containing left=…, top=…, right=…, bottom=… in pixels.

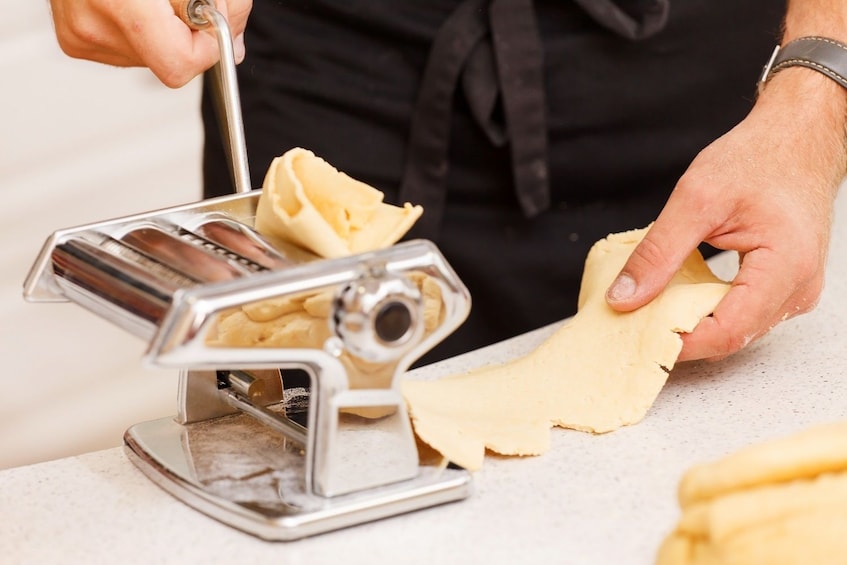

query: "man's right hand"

left=49, top=0, right=252, bottom=88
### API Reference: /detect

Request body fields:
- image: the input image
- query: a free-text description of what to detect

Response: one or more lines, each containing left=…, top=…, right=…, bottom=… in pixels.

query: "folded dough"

left=210, top=148, right=433, bottom=353
left=657, top=421, right=847, bottom=565
left=255, top=147, right=423, bottom=258
left=402, top=227, right=730, bottom=471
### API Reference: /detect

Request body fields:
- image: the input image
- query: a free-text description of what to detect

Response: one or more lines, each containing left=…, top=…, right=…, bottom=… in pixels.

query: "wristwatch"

left=758, top=36, right=847, bottom=93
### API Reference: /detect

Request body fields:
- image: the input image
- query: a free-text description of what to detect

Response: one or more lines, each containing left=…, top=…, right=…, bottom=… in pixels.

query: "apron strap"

left=572, top=0, right=669, bottom=41
left=490, top=0, right=550, bottom=218
left=399, top=0, right=550, bottom=238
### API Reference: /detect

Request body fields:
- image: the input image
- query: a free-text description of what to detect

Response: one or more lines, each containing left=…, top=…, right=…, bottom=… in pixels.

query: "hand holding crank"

left=48, top=0, right=252, bottom=87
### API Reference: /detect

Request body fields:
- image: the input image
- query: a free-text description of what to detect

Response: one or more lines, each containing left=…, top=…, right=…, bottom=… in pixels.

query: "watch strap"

left=759, top=36, right=847, bottom=92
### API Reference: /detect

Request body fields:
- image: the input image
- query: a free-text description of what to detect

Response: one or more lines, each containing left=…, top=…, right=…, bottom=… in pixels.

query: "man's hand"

left=49, top=0, right=252, bottom=88
left=606, top=69, right=846, bottom=362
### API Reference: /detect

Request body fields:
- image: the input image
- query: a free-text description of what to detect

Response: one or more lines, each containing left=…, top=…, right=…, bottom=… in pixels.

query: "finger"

left=676, top=289, right=761, bottom=362
left=234, top=33, right=246, bottom=63
left=216, top=0, right=250, bottom=64
left=117, top=2, right=221, bottom=87
left=136, top=0, right=250, bottom=85
left=676, top=247, right=803, bottom=361
left=225, top=0, right=253, bottom=37
left=50, top=1, right=141, bottom=65
left=606, top=202, right=711, bottom=312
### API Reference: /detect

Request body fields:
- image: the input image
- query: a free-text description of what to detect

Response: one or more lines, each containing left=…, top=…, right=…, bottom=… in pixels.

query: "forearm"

left=782, top=0, right=847, bottom=41
left=755, top=0, right=847, bottom=197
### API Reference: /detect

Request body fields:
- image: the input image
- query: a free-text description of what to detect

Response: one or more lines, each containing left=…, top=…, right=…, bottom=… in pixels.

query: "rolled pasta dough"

left=402, top=227, right=730, bottom=470
left=657, top=421, right=847, bottom=565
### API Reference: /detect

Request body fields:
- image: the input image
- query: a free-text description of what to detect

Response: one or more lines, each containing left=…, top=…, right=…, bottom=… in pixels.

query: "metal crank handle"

left=170, top=0, right=252, bottom=195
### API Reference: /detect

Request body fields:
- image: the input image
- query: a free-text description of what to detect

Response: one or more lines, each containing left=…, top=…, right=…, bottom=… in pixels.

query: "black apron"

left=202, top=0, right=785, bottom=362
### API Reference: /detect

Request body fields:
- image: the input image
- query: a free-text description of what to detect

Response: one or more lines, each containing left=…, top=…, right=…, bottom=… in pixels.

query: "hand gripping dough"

left=657, top=421, right=847, bottom=565
left=402, top=227, right=730, bottom=471
left=255, top=148, right=423, bottom=258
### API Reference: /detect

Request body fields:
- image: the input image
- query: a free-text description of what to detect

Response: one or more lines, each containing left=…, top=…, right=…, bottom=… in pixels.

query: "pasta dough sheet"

left=210, top=146, right=436, bottom=355
left=255, top=147, right=422, bottom=258
left=657, top=421, right=847, bottom=565
left=402, top=227, right=730, bottom=471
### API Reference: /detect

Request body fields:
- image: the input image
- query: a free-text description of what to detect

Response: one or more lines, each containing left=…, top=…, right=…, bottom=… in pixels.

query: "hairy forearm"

left=782, top=0, right=847, bottom=41
left=755, top=0, right=847, bottom=195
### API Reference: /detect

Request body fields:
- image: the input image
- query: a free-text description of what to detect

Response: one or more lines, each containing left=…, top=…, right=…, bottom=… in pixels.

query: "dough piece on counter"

left=402, top=227, right=730, bottom=471
left=255, top=147, right=423, bottom=258
left=678, top=420, right=847, bottom=506
left=657, top=421, right=847, bottom=565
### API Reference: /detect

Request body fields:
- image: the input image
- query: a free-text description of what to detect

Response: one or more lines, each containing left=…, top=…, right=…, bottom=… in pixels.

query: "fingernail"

left=234, top=34, right=245, bottom=62
left=607, top=273, right=636, bottom=302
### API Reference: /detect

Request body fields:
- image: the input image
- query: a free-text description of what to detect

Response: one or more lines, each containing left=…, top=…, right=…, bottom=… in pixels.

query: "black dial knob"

left=374, top=301, right=413, bottom=343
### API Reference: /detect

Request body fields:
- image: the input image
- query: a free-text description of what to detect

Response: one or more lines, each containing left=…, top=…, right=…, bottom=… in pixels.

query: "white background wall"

left=1, top=3, right=205, bottom=468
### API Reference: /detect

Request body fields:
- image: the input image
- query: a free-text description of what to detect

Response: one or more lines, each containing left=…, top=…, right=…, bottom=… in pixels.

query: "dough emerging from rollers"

left=211, top=148, right=443, bottom=401
left=213, top=147, right=434, bottom=347
left=657, top=421, right=847, bottom=565
left=402, top=227, right=730, bottom=471
left=255, top=147, right=422, bottom=258
left=211, top=277, right=444, bottom=353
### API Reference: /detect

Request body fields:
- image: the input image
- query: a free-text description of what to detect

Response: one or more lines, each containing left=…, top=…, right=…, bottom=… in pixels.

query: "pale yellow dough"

left=678, top=419, right=847, bottom=506
left=254, top=147, right=423, bottom=258
left=657, top=421, right=847, bottom=565
left=402, top=227, right=730, bottom=471
left=209, top=276, right=443, bottom=353
left=210, top=147, right=435, bottom=354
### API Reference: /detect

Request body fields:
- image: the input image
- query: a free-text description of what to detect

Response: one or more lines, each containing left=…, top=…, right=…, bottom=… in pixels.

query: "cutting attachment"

left=22, top=0, right=472, bottom=540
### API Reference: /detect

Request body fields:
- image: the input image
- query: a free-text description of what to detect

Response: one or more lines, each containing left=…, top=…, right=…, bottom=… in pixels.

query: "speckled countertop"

left=3, top=195, right=846, bottom=565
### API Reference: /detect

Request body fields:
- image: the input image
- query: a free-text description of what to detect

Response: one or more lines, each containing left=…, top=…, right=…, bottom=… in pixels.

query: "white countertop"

left=3, top=194, right=847, bottom=565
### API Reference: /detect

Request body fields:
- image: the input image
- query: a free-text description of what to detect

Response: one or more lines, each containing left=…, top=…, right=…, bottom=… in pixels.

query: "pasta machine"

left=23, top=190, right=473, bottom=540
left=22, top=0, right=472, bottom=540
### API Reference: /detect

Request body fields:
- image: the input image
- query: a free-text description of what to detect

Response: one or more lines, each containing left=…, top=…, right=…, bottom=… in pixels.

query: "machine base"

left=124, top=412, right=472, bottom=541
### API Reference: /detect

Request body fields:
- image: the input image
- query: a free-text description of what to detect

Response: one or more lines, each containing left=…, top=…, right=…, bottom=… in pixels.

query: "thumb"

left=605, top=220, right=704, bottom=312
